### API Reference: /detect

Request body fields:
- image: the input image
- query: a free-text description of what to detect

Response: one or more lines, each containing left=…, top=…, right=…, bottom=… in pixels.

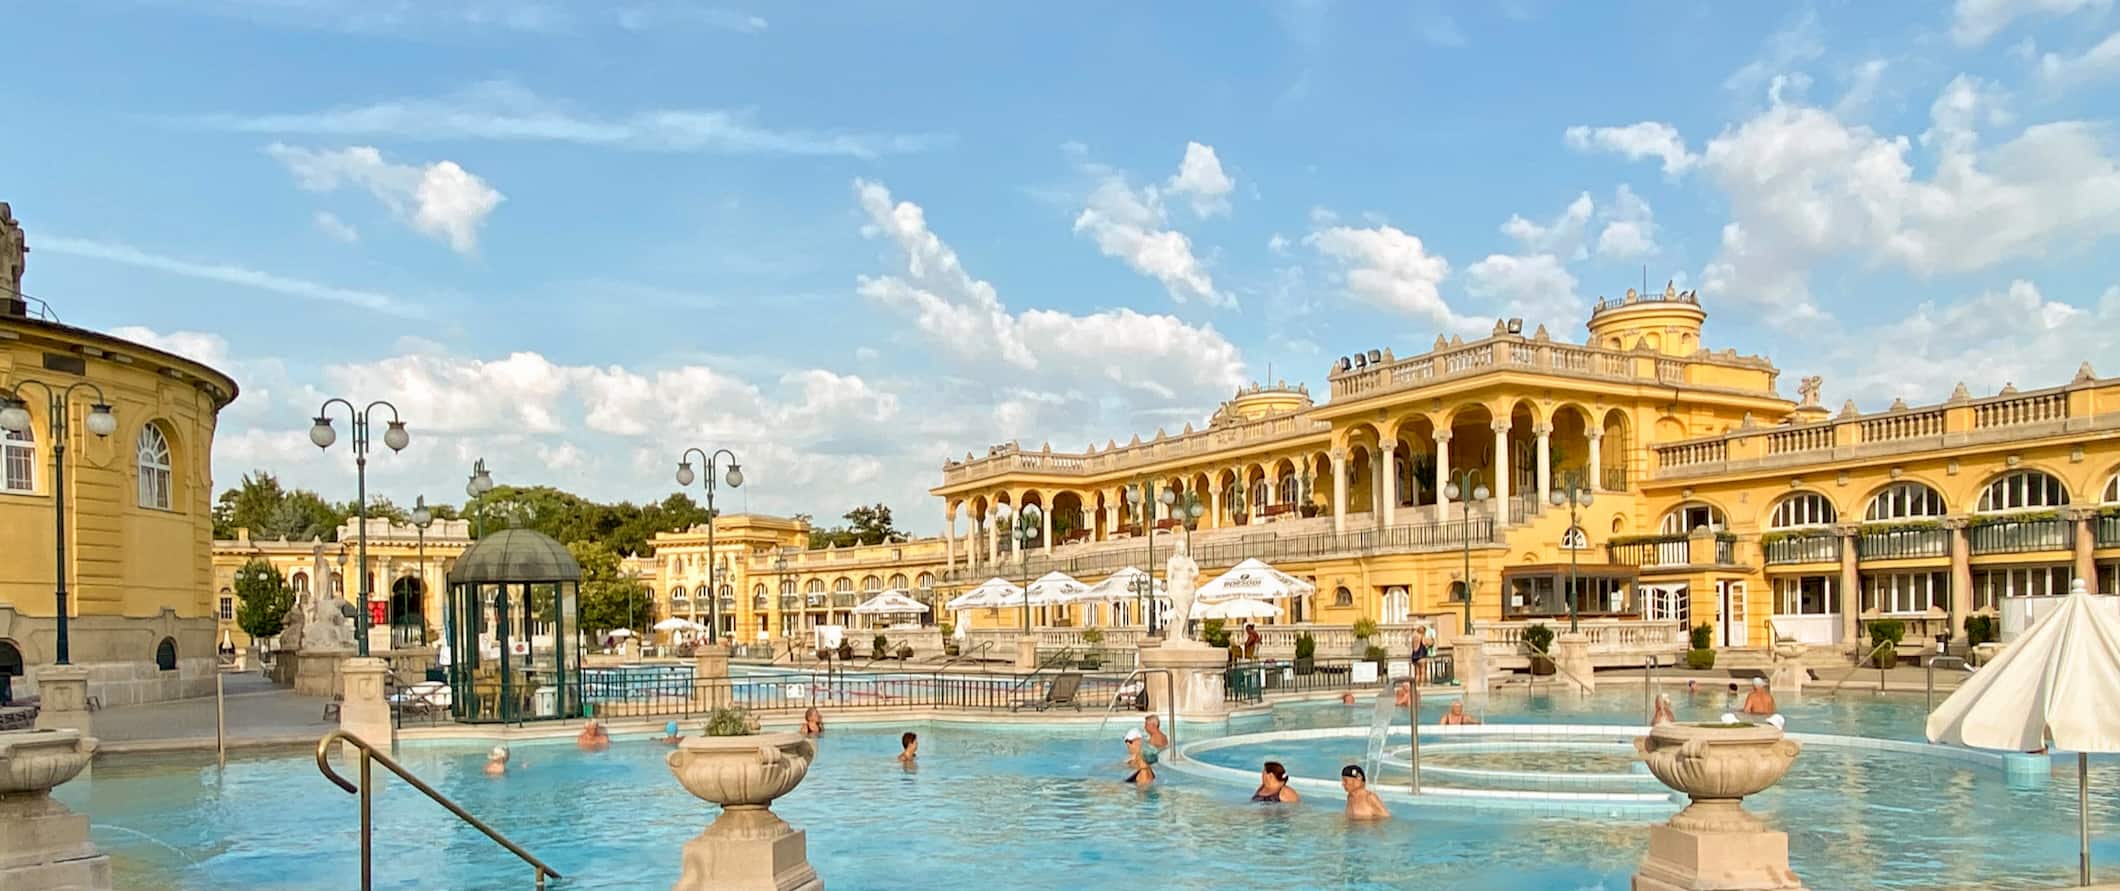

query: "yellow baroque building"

left=642, top=515, right=947, bottom=646
left=209, top=518, right=475, bottom=655
left=2, top=204, right=241, bottom=705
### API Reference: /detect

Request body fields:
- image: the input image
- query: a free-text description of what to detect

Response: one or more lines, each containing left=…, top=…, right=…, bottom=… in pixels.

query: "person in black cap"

left=1340, top=764, right=1391, bottom=821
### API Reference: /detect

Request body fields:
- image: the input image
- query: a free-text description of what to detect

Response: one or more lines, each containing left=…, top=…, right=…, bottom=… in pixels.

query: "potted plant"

left=1964, top=614, right=1995, bottom=649
left=1522, top=622, right=1556, bottom=676
left=1867, top=619, right=1906, bottom=669
left=872, top=634, right=889, bottom=660
left=1362, top=643, right=1389, bottom=669
left=940, top=622, right=959, bottom=656
left=1685, top=622, right=1716, bottom=670
left=1294, top=632, right=1317, bottom=675
left=837, top=640, right=855, bottom=661
left=666, top=708, right=821, bottom=890
left=1080, top=627, right=1105, bottom=671
left=1201, top=618, right=1232, bottom=648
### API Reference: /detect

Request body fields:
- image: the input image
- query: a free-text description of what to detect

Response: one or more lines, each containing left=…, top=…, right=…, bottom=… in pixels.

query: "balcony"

left=1857, top=525, right=1951, bottom=561
left=1968, top=515, right=2074, bottom=555
left=943, top=517, right=1497, bottom=583
left=1762, top=532, right=1840, bottom=565
left=2098, top=514, right=2120, bottom=548
left=779, top=595, right=801, bottom=610
left=1607, top=532, right=1738, bottom=569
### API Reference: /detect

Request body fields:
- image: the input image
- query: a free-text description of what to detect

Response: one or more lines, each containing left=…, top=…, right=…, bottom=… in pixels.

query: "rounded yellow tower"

left=1585, top=282, right=1706, bottom=357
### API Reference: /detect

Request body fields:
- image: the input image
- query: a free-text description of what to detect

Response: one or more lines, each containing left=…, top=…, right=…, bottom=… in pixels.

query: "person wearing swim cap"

left=1341, top=764, right=1390, bottom=821
left=484, top=746, right=510, bottom=776
left=658, top=721, right=684, bottom=745
left=1122, top=728, right=1154, bottom=786
left=1742, top=676, right=1777, bottom=716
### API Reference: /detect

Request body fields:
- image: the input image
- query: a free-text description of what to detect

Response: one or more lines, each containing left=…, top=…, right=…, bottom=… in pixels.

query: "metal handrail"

left=315, top=730, right=563, bottom=890
left=940, top=639, right=994, bottom=671
left=1825, top=640, right=1899, bottom=695
left=1522, top=640, right=1596, bottom=693
left=1011, top=646, right=1077, bottom=693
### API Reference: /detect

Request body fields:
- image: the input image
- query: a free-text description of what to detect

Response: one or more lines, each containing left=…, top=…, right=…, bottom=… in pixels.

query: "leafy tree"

left=212, top=471, right=346, bottom=541
left=568, top=540, right=657, bottom=633
left=341, top=496, right=411, bottom=525
left=807, top=503, right=907, bottom=549
left=233, top=557, right=295, bottom=642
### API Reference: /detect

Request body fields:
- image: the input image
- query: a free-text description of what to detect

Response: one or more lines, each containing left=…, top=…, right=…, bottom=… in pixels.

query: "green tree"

left=233, top=557, right=295, bottom=642
left=213, top=471, right=346, bottom=541
left=567, top=540, right=657, bottom=633
left=807, top=503, right=907, bottom=549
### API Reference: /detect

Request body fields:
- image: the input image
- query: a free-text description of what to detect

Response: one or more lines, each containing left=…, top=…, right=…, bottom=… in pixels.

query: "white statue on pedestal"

left=300, top=541, right=353, bottom=651
left=1165, top=537, right=1200, bottom=645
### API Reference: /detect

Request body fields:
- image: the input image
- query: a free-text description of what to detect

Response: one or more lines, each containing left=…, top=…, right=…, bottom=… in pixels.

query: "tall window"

left=291, top=571, right=310, bottom=594
left=1976, top=470, right=2069, bottom=512
left=1866, top=482, right=1947, bottom=521
left=861, top=575, right=882, bottom=592
left=1278, top=475, right=1301, bottom=506
left=2103, top=473, right=2119, bottom=504
left=1251, top=480, right=1270, bottom=514
left=1861, top=571, right=1949, bottom=615
left=834, top=578, right=853, bottom=592
left=915, top=572, right=935, bottom=590
left=670, top=586, right=687, bottom=603
left=1773, top=576, right=1837, bottom=616
left=219, top=595, right=235, bottom=620
left=888, top=573, right=908, bottom=590
left=1972, top=566, right=2072, bottom=610
left=2, top=425, right=32, bottom=493
left=694, top=584, right=710, bottom=603
left=136, top=424, right=173, bottom=509
left=1768, top=493, right=1837, bottom=528
left=1659, top=502, right=1726, bottom=534
left=780, top=579, right=797, bottom=595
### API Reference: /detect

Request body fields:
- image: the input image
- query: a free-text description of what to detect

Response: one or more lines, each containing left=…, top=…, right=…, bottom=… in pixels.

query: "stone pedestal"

left=1769, top=643, right=1807, bottom=695
left=1555, top=631, right=1595, bottom=693
left=692, top=649, right=732, bottom=711
left=0, top=729, right=112, bottom=891
left=31, top=667, right=92, bottom=737
left=1633, top=723, right=1807, bottom=891
left=1015, top=636, right=1039, bottom=671
left=292, top=647, right=356, bottom=699
left=1137, top=642, right=1230, bottom=722
left=668, top=733, right=822, bottom=891
left=337, top=658, right=392, bottom=752
left=1451, top=631, right=1489, bottom=702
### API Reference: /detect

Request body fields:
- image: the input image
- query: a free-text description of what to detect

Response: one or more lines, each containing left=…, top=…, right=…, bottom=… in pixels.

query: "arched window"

left=1332, top=586, right=1353, bottom=607
left=1561, top=527, right=1588, bottom=550
left=861, top=575, right=882, bottom=591
left=779, top=579, right=797, bottom=595
left=1866, top=482, right=1947, bottom=521
left=1768, top=492, right=1837, bottom=528
left=1976, top=470, right=2069, bottom=512
left=330, top=572, right=343, bottom=594
left=2, top=423, right=32, bottom=493
left=834, top=577, right=853, bottom=593
left=805, top=579, right=826, bottom=593
left=137, top=424, right=173, bottom=510
left=291, top=571, right=310, bottom=594
left=2102, top=473, right=2119, bottom=504
left=752, top=583, right=768, bottom=608
left=1659, top=502, right=1726, bottom=534
left=1279, top=475, right=1301, bottom=505
left=915, top=572, right=935, bottom=590
left=154, top=637, right=177, bottom=671
left=888, top=573, right=908, bottom=590
left=670, top=586, right=687, bottom=603
left=1251, top=479, right=1270, bottom=513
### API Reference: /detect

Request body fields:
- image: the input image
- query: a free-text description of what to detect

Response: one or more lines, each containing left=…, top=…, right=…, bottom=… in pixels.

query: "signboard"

left=368, top=601, right=386, bottom=626
left=1351, top=661, right=1379, bottom=684
left=816, top=625, right=844, bottom=651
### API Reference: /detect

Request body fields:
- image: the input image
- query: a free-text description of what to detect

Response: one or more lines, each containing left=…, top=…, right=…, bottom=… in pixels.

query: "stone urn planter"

left=1633, top=722, right=1807, bottom=891
left=666, top=731, right=823, bottom=891
left=0, top=729, right=111, bottom=890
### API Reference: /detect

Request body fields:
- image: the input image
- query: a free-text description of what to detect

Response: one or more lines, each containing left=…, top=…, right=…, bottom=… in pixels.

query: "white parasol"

left=852, top=589, right=931, bottom=616
left=652, top=617, right=703, bottom=632
left=947, top=577, right=1024, bottom=610
left=1024, top=571, right=1089, bottom=606
left=1083, top=566, right=1167, bottom=602
left=1192, top=597, right=1285, bottom=620
left=1925, top=579, right=2120, bottom=885
left=1193, top=558, right=1316, bottom=603
left=606, top=628, right=637, bottom=639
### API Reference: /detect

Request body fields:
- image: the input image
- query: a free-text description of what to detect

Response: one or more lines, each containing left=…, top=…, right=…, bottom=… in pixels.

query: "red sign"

left=369, top=601, right=386, bottom=626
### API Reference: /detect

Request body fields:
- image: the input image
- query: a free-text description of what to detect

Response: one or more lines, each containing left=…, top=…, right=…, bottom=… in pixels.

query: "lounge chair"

left=1011, top=672, right=1084, bottom=712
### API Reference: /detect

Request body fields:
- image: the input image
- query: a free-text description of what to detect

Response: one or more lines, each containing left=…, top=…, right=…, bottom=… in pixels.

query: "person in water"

left=576, top=719, right=610, bottom=751
left=1742, top=677, right=1778, bottom=716
left=898, top=732, right=919, bottom=764
left=658, top=721, right=684, bottom=745
left=1340, top=764, right=1391, bottom=821
left=484, top=746, right=510, bottom=776
left=1340, top=692, right=1358, bottom=706
left=1143, top=714, right=1169, bottom=749
left=1252, top=761, right=1300, bottom=803
left=1652, top=692, right=1677, bottom=726
left=802, top=707, right=824, bottom=737
left=1122, top=729, right=1155, bottom=786
left=1441, top=700, right=1480, bottom=725
left=1393, top=681, right=1413, bottom=708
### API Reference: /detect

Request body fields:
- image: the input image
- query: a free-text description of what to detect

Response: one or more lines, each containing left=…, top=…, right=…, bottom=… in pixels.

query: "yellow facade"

left=643, top=515, right=948, bottom=645
left=2, top=266, right=240, bottom=704
left=209, top=518, right=475, bottom=653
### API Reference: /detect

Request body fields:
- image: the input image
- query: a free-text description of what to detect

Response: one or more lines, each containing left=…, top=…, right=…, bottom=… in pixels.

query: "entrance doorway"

left=1715, top=580, right=1749, bottom=647
left=390, top=576, right=426, bottom=646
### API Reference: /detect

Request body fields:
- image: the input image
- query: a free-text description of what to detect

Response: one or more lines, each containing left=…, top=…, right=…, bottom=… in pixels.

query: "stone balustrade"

left=1476, top=618, right=1688, bottom=667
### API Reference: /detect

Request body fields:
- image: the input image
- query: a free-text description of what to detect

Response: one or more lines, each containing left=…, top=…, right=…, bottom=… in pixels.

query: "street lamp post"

left=675, top=448, right=743, bottom=645
left=1443, top=470, right=1490, bottom=635
left=1551, top=474, right=1595, bottom=634
left=411, top=495, right=434, bottom=647
left=1126, top=480, right=1178, bottom=634
left=992, top=503, right=1042, bottom=635
left=309, top=398, right=409, bottom=656
left=1, top=381, right=118, bottom=666
left=464, top=459, right=494, bottom=537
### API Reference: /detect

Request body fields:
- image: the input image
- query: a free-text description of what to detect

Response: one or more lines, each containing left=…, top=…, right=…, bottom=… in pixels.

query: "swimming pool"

left=55, top=687, right=2120, bottom=890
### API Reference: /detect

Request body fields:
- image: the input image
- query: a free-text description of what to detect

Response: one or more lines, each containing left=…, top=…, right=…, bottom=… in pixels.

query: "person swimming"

left=1252, top=761, right=1299, bottom=803
left=1341, top=764, right=1391, bottom=821
left=658, top=720, right=683, bottom=745
left=1143, top=714, right=1169, bottom=749
left=1441, top=700, right=1480, bottom=725
left=484, top=746, right=510, bottom=776
left=802, top=707, right=824, bottom=737
left=1742, top=677, right=1777, bottom=716
left=898, top=731, right=919, bottom=764
left=1652, top=692, right=1677, bottom=726
left=1123, top=729, right=1154, bottom=785
left=577, top=719, right=610, bottom=751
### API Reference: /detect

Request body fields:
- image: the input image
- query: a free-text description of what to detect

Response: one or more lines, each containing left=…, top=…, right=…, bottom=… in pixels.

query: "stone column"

left=2073, top=510, right=2097, bottom=592
left=1535, top=423, right=1553, bottom=508
left=1209, top=485, right=1224, bottom=530
left=987, top=512, right=999, bottom=565
left=1450, top=630, right=1488, bottom=706
left=337, top=657, right=392, bottom=751
left=1379, top=443, right=1397, bottom=528
left=1331, top=448, right=1349, bottom=535
left=1587, top=432, right=1604, bottom=491
left=1137, top=642, right=1232, bottom=723
left=1015, top=636, right=1039, bottom=671
left=1434, top=432, right=1452, bottom=513
left=694, top=648, right=731, bottom=710
left=1949, top=519, right=1972, bottom=651
left=1554, top=631, right=1593, bottom=693
left=0, top=730, right=112, bottom=891
left=943, top=509, right=955, bottom=573
left=1839, top=525, right=1861, bottom=650
left=1040, top=499, right=1054, bottom=556
left=1492, top=421, right=1512, bottom=528
left=30, top=667, right=92, bottom=737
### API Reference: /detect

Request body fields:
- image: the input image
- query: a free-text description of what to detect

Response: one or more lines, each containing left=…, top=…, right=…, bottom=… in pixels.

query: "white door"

left=1717, top=581, right=1749, bottom=647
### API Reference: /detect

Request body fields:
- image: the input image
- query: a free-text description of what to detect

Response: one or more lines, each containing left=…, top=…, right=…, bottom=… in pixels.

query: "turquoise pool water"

left=55, top=687, right=2120, bottom=890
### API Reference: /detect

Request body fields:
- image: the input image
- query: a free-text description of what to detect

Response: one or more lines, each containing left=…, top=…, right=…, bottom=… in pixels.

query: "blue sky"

left=5, top=0, right=2118, bottom=535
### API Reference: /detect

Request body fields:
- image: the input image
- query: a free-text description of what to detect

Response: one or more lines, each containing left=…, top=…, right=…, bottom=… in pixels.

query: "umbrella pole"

left=2083, top=750, right=2092, bottom=887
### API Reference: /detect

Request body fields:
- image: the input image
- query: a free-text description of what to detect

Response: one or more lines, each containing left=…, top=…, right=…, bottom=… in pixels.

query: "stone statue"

left=1165, top=537, right=1200, bottom=644
left=0, top=202, right=25, bottom=296
left=278, top=592, right=309, bottom=650
left=301, top=542, right=353, bottom=651
left=1797, top=376, right=1822, bottom=407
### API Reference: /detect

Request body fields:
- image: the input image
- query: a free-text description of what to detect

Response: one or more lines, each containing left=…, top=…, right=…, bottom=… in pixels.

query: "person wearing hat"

left=1341, top=764, right=1390, bottom=821
left=657, top=721, right=684, bottom=745
left=484, top=746, right=511, bottom=777
left=1122, top=728, right=1155, bottom=785
left=1741, top=676, right=1777, bottom=717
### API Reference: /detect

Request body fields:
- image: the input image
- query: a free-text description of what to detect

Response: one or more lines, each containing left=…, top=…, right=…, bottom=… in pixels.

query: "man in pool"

left=1742, top=677, right=1777, bottom=716
left=1143, top=714, right=1169, bottom=749
left=898, top=732, right=919, bottom=763
left=1441, top=700, right=1480, bottom=725
left=484, top=746, right=510, bottom=776
left=577, top=719, right=610, bottom=751
left=657, top=721, right=683, bottom=745
left=1341, top=764, right=1390, bottom=820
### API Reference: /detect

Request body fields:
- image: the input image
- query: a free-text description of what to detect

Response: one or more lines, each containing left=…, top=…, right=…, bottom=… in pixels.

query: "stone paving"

left=90, top=670, right=336, bottom=752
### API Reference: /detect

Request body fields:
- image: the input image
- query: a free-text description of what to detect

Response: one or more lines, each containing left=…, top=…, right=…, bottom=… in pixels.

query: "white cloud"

left=1069, top=143, right=1234, bottom=307
left=2039, top=30, right=2120, bottom=85
left=853, top=346, right=880, bottom=361
left=1822, top=280, right=2115, bottom=404
left=1464, top=252, right=1578, bottom=327
left=195, top=81, right=950, bottom=159
left=1267, top=233, right=1291, bottom=255
left=1305, top=223, right=1463, bottom=327
left=1500, top=192, right=1594, bottom=260
left=313, top=210, right=359, bottom=243
left=1595, top=185, right=1658, bottom=260
left=267, top=144, right=503, bottom=254
left=1563, top=122, right=1698, bottom=176
left=1724, top=9, right=1823, bottom=100
left=1952, top=0, right=2109, bottom=46
left=33, top=235, right=422, bottom=317
left=615, top=5, right=767, bottom=32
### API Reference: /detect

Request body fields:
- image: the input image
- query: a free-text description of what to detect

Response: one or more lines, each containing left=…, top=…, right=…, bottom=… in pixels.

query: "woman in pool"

left=1652, top=693, right=1677, bottom=726
left=802, top=707, right=824, bottom=737
left=897, top=732, right=919, bottom=764
left=1251, top=761, right=1299, bottom=802
left=484, top=746, right=510, bottom=777
left=658, top=721, right=684, bottom=745
left=1441, top=700, right=1480, bottom=726
left=1122, top=729, right=1154, bottom=785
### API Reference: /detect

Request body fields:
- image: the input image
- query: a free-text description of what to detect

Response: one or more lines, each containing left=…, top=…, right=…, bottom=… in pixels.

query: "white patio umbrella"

left=1024, top=571, right=1089, bottom=606
left=853, top=589, right=931, bottom=616
left=946, top=577, right=1023, bottom=611
left=1926, top=579, right=2120, bottom=886
left=652, top=617, right=702, bottom=632
left=607, top=628, right=637, bottom=639
left=1082, top=566, right=1167, bottom=602
left=1194, top=557, right=1316, bottom=603
left=1193, top=597, right=1285, bottom=620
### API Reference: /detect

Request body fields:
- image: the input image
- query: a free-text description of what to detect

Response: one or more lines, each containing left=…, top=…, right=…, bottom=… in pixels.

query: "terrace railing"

left=1857, top=525, right=1951, bottom=560
left=945, top=517, right=1496, bottom=583
left=1967, top=516, right=2074, bottom=555
left=1762, top=533, right=1841, bottom=565
left=582, top=668, right=1146, bottom=718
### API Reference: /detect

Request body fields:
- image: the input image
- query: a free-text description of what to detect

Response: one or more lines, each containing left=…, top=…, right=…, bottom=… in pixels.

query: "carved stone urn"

left=667, top=732, right=823, bottom=891
left=0, top=729, right=112, bottom=890
left=1633, top=723, right=1807, bottom=891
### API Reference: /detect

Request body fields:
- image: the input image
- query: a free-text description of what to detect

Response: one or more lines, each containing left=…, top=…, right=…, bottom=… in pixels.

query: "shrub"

left=1964, top=615, right=1996, bottom=648
left=704, top=706, right=758, bottom=736
left=1868, top=619, right=1907, bottom=668
left=895, top=643, right=914, bottom=661
left=1684, top=648, right=1716, bottom=670
left=1362, top=644, right=1389, bottom=664
left=939, top=621, right=954, bottom=638
left=1688, top=623, right=1714, bottom=651
left=1201, top=618, right=1232, bottom=648
left=1521, top=622, right=1555, bottom=656
left=1351, top=617, right=1380, bottom=640
left=1081, top=627, right=1105, bottom=645
left=1294, top=632, right=1317, bottom=660
left=872, top=635, right=889, bottom=660
left=837, top=640, right=855, bottom=661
